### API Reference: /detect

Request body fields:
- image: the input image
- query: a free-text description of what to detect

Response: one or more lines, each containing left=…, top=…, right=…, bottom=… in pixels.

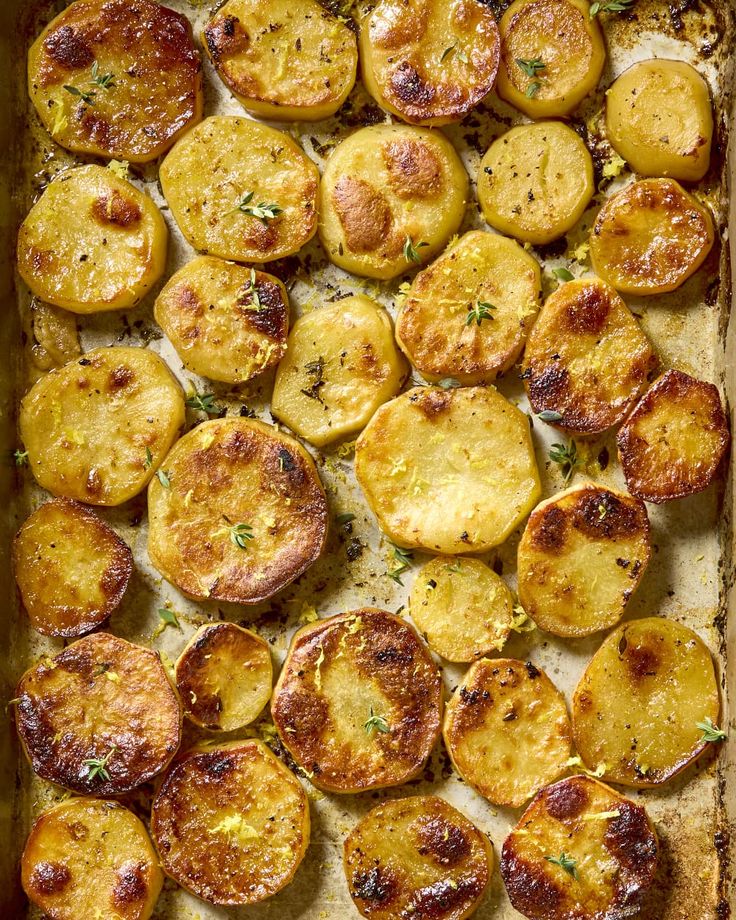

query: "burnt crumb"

left=352, top=866, right=396, bottom=903
left=534, top=236, right=568, bottom=260
left=598, top=446, right=610, bottom=470
left=278, top=448, right=296, bottom=471
left=342, top=100, right=386, bottom=128
left=525, top=661, right=540, bottom=679
left=345, top=538, right=363, bottom=561
left=459, top=687, right=490, bottom=705
left=78, top=357, right=91, bottom=365
left=616, top=558, right=631, bottom=568
left=239, top=405, right=257, bottom=418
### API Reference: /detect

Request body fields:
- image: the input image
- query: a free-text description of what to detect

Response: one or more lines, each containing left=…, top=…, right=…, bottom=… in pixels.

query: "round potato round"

left=355, top=386, right=541, bottom=554
left=359, top=0, right=500, bottom=125
left=271, top=609, right=443, bottom=793
left=443, top=659, right=571, bottom=807
left=572, top=617, right=721, bottom=786
left=344, top=795, right=493, bottom=920
left=501, top=775, right=659, bottom=920
left=318, top=124, right=468, bottom=280
left=27, top=0, right=202, bottom=162
left=479, top=122, right=594, bottom=245
left=19, top=347, right=185, bottom=506
left=617, top=369, right=730, bottom=503
left=160, top=116, right=319, bottom=263
left=271, top=295, right=407, bottom=447
left=496, top=0, right=605, bottom=118
left=15, top=632, right=182, bottom=796
left=175, top=623, right=273, bottom=732
left=395, top=230, right=542, bottom=385
left=606, top=59, right=713, bottom=183
left=204, top=0, right=357, bottom=121
left=22, top=798, right=162, bottom=920
left=589, top=178, right=715, bottom=295
left=17, top=165, right=167, bottom=314
left=147, top=417, right=328, bottom=604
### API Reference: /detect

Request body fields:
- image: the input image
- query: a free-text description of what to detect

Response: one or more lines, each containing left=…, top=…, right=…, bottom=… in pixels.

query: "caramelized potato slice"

left=617, top=369, right=730, bottom=503
left=344, top=795, right=493, bottom=920
left=151, top=741, right=309, bottom=906
left=271, top=609, right=442, bottom=793
left=572, top=617, right=721, bottom=786
left=396, top=230, right=542, bottom=385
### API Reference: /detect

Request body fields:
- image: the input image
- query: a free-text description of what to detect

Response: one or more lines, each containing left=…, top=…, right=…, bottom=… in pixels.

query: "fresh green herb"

left=240, top=269, right=262, bottom=311
left=301, top=356, right=326, bottom=403
left=387, top=544, right=413, bottom=585
left=553, top=267, right=575, bottom=282
left=526, top=81, right=542, bottom=98
left=537, top=410, right=563, bottom=423
left=516, top=58, right=546, bottom=77
left=185, top=392, right=221, bottom=414
left=158, top=608, right=181, bottom=630
left=404, top=236, right=429, bottom=264
left=227, top=522, right=255, bottom=549
left=156, top=468, right=172, bottom=489
left=440, top=43, right=468, bottom=64
left=697, top=717, right=727, bottom=743
left=63, top=84, right=97, bottom=106
left=90, top=61, right=115, bottom=90
left=336, top=512, right=356, bottom=525
left=544, top=852, right=578, bottom=879
left=590, top=0, right=635, bottom=17
left=13, top=449, right=28, bottom=466
left=83, top=746, right=116, bottom=783
left=364, top=707, right=390, bottom=735
left=143, top=447, right=153, bottom=470
left=466, top=301, right=497, bottom=327
left=549, top=441, right=580, bottom=486
left=231, top=191, right=283, bottom=223
left=437, top=377, right=462, bottom=390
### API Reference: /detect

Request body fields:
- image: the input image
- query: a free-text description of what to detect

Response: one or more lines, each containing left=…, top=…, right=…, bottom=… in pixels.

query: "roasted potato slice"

left=318, top=124, right=468, bottom=280
left=22, top=798, right=162, bottom=920
left=501, top=775, right=659, bottom=920
left=204, top=0, right=357, bottom=121
left=160, top=116, right=319, bottom=263
left=359, top=0, right=500, bottom=125
left=395, top=230, right=542, bottom=385
left=589, top=178, right=715, bottom=295
left=355, top=386, right=541, bottom=554
left=17, top=165, right=167, bottom=314
left=443, top=659, right=571, bottom=807
left=572, top=617, right=721, bottom=786
left=19, top=347, right=185, bottom=506
left=271, top=609, right=443, bottom=793
left=343, top=795, right=493, bottom=920
left=147, top=417, right=328, bottom=604
left=175, top=623, right=273, bottom=732
left=15, top=632, right=182, bottom=796
left=617, top=369, right=730, bottom=503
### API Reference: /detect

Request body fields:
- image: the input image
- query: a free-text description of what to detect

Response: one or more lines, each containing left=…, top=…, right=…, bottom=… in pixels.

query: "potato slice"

left=154, top=256, right=289, bottom=384
left=19, top=347, right=185, bottom=506
left=501, top=775, right=659, bottom=920
left=395, top=230, right=542, bottom=385
left=496, top=0, right=605, bottom=118
left=151, top=740, right=309, bottom=906
left=17, top=165, right=167, bottom=314
left=343, top=795, right=493, bottom=920
left=147, top=417, right=328, bottom=604
left=27, top=0, right=202, bottom=162
left=606, top=59, right=713, bottom=183
left=443, top=659, right=571, bottom=807
left=573, top=617, right=721, bottom=786
left=271, top=295, right=407, bottom=447
left=15, top=632, right=182, bottom=795
left=589, top=178, right=715, bottom=295
left=318, top=124, right=468, bottom=280
left=204, top=0, right=357, bottom=121
left=175, top=623, right=273, bottom=732
left=160, top=116, right=319, bottom=263
left=355, top=386, right=541, bottom=554
left=30, top=301, right=81, bottom=373
left=271, top=609, right=442, bottom=793
left=522, top=278, right=656, bottom=435
left=359, top=0, right=500, bottom=125
left=617, top=369, right=730, bottom=503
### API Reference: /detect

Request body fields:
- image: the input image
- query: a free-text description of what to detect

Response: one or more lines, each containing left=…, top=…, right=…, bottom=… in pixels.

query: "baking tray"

left=1, top=0, right=734, bottom=917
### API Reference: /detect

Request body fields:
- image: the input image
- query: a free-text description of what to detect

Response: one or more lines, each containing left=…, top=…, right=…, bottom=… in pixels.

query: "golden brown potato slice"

left=160, top=116, right=319, bottom=263
left=589, top=178, right=715, bottom=295
left=175, top=623, right=273, bottom=732
left=395, top=230, right=542, bottom=385
left=496, top=0, right=605, bottom=118
left=15, top=632, right=182, bottom=795
left=501, top=775, right=658, bottom=920
left=522, top=278, right=656, bottom=435
left=606, top=59, right=713, bottom=183
left=204, top=0, right=357, bottom=121
left=318, top=124, right=468, bottom=279
left=17, top=165, right=167, bottom=314
left=443, top=659, right=571, bottom=807
left=30, top=301, right=81, bottom=374
left=271, top=295, right=407, bottom=447
left=27, top=0, right=202, bottom=162
left=355, top=386, right=541, bottom=554
left=572, top=617, right=721, bottom=786
left=151, top=740, right=310, bottom=906
left=359, top=0, right=500, bottom=125
left=271, top=609, right=442, bottom=793
left=19, top=347, right=185, bottom=506
left=22, top=798, right=162, bottom=920
left=147, top=417, right=328, bottom=604
left=617, top=369, right=730, bottom=503
left=343, top=795, right=493, bottom=920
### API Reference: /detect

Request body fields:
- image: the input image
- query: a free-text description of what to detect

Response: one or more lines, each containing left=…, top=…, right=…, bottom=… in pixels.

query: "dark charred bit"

left=352, top=865, right=398, bottom=903
left=544, top=779, right=589, bottom=820
left=572, top=489, right=646, bottom=541
left=525, top=661, right=540, bottom=680
left=501, top=844, right=564, bottom=916
left=390, top=62, right=435, bottom=107
left=345, top=537, right=363, bottom=561
left=405, top=876, right=478, bottom=917
left=530, top=504, right=568, bottom=554
left=112, top=862, right=148, bottom=907
left=195, top=751, right=237, bottom=778
left=91, top=192, right=142, bottom=228
left=459, top=686, right=491, bottom=706
left=108, top=365, right=134, bottom=390
left=526, top=363, right=570, bottom=416
left=241, top=279, right=288, bottom=340
left=624, top=643, right=660, bottom=681
left=604, top=802, right=658, bottom=874
left=204, top=14, right=247, bottom=62
left=30, top=861, right=71, bottom=895
left=563, top=282, right=611, bottom=335
left=44, top=25, right=94, bottom=70
left=598, top=446, right=609, bottom=470
left=278, top=448, right=296, bottom=472
left=416, top=816, right=471, bottom=866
